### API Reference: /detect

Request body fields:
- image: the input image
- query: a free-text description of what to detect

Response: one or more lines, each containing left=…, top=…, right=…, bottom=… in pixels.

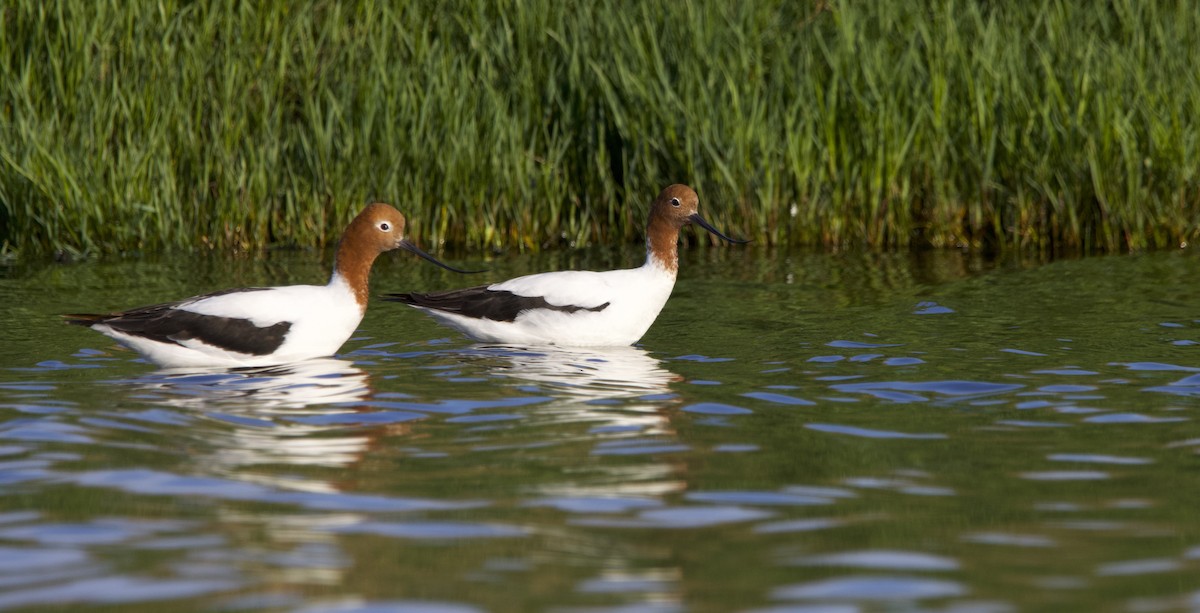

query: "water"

left=2, top=247, right=1200, bottom=612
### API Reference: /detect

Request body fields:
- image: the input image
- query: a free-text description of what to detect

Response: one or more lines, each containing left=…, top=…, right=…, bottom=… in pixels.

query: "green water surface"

left=1, top=247, right=1199, bottom=612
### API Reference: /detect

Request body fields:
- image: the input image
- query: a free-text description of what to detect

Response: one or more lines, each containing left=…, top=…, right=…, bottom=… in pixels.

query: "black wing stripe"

left=385, top=286, right=609, bottom=323
left=65, top=287, right=290, bottom=356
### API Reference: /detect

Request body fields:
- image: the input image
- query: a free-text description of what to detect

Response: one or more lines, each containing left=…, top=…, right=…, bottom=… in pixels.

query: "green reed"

left=2, top=0, right=1198, bottom=257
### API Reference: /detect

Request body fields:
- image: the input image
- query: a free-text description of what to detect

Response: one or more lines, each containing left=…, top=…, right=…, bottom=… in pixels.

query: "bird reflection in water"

left=466, top=344, right=688, bottom=500
left=137, top=357, right=372, bottom=409
left=124, top=358, right=384, bottom=488
left=468, top=344, right=680, bottom=400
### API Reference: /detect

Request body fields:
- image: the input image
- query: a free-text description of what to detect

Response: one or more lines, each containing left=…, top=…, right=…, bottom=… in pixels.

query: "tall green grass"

left=2, top=0, right=1198, bottom=257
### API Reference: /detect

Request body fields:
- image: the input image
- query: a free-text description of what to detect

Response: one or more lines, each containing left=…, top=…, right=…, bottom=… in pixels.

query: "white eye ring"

left=378, top=221, right=392, bottom=232
left=670, top=197, right=681, bottom=207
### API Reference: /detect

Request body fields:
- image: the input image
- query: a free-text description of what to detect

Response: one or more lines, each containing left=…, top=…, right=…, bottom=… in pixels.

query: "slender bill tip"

left=688, top=213, right=750, bottom=244
left=399, top=240, right=487, bottom=273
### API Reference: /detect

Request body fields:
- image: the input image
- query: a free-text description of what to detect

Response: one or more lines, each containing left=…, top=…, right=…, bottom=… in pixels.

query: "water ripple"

left=808, top=355, right=845, bottom=363
left=69, top=469, right=480, bottom=512
left=713, top=444, right=759, bottom=453
left=1169, top=373, right=1200, bottom=386
left=577, top=573, right=674, bottom=594
left=0, top=576, right=240, bottom=610
left=682, top=402, right=752, bottom=415
left=745, top=605, right=860, bottom=613
left=913, top=301, right=955, bottom=315
left=329, top=521, right=528, bottom=540
left=827, top=340, right=902, bottom=349
left=997, top=420, right=1071, bottom=428
left=0, top=519, right=186, bottom=546
left=1095, top=558, right=1180, bottom=577
left=831, top=380, right=1023, bottom=399
left=571, top=506, right=773, bottom=529
left=771, top=575, right=968, bottom=600
left=793, top=550, right=960, bottom=571
left=1081, top=413, right=1186, bottom=424
left=1020, top=471, right=1110, bottom=481
left=361, top=396, right=552, bottom=415
left=806, top=424, right=946, bottom=440
left=1002, top=348, right=1048, bottom=357
left=884, top=357, right=926, bottom=366
left=962, top=533, right=1056, bottom=548
left=283, top=410, right=427, bottom=425
left=1037, top=384, right=1096, bottom=393
left=0, top=419, right=93, bottom=444
left=290, top=599, right=486, bottom=613
left=753, top=518, right=844, bottom=534
left=685, top=491, right=834, bottom=506
left=592, top=440, right=690, bottom=456
left=783, top=486, right=857, bottom=500
left=524, top=497, right=662, bottom=514
left=0, top=545, right=88, bottom=571
left=1047, top=454, right=1153, bottom=465
left=741, top=392, right=816, bottom=406
left=1112, top=362, right=1200, bottom=372
left=670, top=355, right=734, bottom=363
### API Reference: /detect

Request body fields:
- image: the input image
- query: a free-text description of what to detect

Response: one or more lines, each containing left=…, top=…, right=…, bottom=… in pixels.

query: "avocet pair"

left=67, top=185, right=746, bottom=369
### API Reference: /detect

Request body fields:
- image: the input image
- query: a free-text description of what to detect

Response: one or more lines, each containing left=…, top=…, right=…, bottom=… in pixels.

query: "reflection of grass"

left=2, top=1, right=1196, bottom=256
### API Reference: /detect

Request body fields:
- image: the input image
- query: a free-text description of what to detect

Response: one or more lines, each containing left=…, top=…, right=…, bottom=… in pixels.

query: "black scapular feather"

left=384, top=286, right=609, bottom=322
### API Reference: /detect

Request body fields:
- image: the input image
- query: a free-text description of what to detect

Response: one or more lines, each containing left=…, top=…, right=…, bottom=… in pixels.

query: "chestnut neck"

left=332, top=234, right=381, bottom=312
left=644, top=211, right=680, bottom=275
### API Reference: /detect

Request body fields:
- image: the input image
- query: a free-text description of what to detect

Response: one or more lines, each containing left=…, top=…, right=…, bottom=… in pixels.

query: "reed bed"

left=2, top=0, right=1198, bottom=257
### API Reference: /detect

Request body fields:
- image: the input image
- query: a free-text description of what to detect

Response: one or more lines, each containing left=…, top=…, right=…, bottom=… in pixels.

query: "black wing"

left=384, top=285, right=608, bottom=323
left=64, top=288, right=291, bottom=356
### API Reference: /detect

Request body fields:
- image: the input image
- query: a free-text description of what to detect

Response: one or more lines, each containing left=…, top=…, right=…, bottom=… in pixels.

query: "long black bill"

left=688, top=213, right=750, bottom=244
left=400, top=239, right=487, bottom=274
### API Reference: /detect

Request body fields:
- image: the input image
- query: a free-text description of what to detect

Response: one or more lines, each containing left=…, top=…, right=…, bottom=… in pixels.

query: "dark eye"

left=378, top=222, right=391, bottom=232
left=670, top=197, right=681, bottom=207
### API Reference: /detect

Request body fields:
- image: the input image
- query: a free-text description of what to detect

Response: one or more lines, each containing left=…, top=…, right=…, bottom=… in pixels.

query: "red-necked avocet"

left=384, top=184, right=747, bottom=346
left=66, top=203, right=473, bottom=369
